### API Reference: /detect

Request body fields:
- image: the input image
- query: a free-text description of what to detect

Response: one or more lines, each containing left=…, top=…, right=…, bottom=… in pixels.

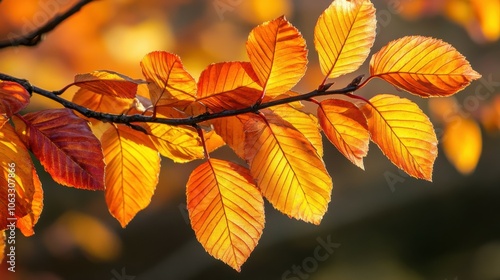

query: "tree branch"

left=1, top=72, right=361, bottom=126
left=0, top=0, right=95, bottom=49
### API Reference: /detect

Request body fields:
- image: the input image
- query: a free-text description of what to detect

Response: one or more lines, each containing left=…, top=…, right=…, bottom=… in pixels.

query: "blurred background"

left=1, top=0, right=499, bottom=279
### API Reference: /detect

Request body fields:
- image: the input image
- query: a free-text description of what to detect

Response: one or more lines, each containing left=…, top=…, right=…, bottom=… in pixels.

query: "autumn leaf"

left=0, top=123, right=35, bottom=230
left=442, top=118, right=482, bottom=175
left=246, top=16, right=307, bottom=97
left=212, top=114, right=252, bottom=159
left=140, top=51, right=197, bottom=109
left=361, top=94, right=437, bottom=180
left=318, top=99, right=369, bottom=169
left=244, top=111, right=332, bottom=224
left=369, top=36, right=481, bottom=97
left=12, top=109, right=105, bottom=190
left=314, top=0, right=376, bottom=79
left=187, top=159, right=264, bottom=271
left=17, top=168, right=43, bottom=236
left=0, top=80, right=30, bottom=128
left=102, top=125, right=160, bottom=227
left=74, top=70, right=141, bottom=99
left=197, top=62, right=262, bottom=112
left=137, top=112, right=205, bottom=163
left=270, top=104, right=323, bottom=157
left=72, top=88, right=134, bottom=115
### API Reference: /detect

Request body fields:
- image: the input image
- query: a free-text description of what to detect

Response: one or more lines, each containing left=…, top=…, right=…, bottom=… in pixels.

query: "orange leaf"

left=140, top=51, right=197, bottom=109
left=442, top=118, right=482, bottom=175
left=13, top=109, right=105, bottom=190
left=246, top=16, right=307, bottom=97
left=370, top=36, right=481, bottom=97
left=318, top=99, right=369, bottom=169
left=187, top=159, right=264, bottom=271
left=314, top=0, right=376, bottom=79
left=102, top=125, right=160, bottom=227
left=197, top=62, right=262, bottom=112
left=270, top=104, right=323, bottom=157
left=0, top=80, right=30, bottom=128
left=212, top=114, right=252, bottom=159
left=244, top=111, right=332, bottom=224
left=138, top=113, right=205, bottom=163
left=361, top=94, right=438, bottom=180
left=17, top=168, right=43, bottom=236
left=72, top=88, right=134, bottom=115
left=0, top=123, right=35, bottom=230
left=74, top=70, right=141, bottom=99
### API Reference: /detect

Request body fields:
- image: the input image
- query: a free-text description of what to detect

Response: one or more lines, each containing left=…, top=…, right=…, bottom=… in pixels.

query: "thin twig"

left=0, top=0, right=95, bottom=49
left=1, top=72, right=360, bottom=126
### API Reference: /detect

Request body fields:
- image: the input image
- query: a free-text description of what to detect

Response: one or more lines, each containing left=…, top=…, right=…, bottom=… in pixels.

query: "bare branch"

left=0, top=0, right=95, bottom=49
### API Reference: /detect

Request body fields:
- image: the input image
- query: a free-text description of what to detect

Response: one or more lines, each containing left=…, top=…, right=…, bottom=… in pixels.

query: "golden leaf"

left=74, top=70, right=141, bottom=99
left=361, top=94, right=437, bottom=180
left=102, top=125, right=160, bottom=227
left=370, top=36, right=481, bottom=97
left=187, top=159, right=264, bottom=271
left=246, top=16, right=307, bottom=97
left=314, top=0, right=376, bottom=79
left=318, top=99, right=369, bottom=169
left=244, top=112, right=332, bottom=224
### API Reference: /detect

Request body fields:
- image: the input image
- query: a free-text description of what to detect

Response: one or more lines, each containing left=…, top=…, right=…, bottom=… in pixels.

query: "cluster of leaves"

left=0, top=0, right=480, bottom=271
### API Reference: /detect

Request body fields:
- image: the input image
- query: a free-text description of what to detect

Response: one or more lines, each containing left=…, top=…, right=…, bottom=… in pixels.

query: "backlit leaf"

left=13, top=109, right=105, bottom=190
left=187, top=159, right=264, bottom=271
left=443, top=118, right=482, bottom=175
left=314, top=0, right=376, bottom=79
left=212, top=114, right=252, bottom=159
left=137, top=112, right=204, bottom=163
left=17, top=168, right=43, bottom=236
left=0, top=80, right=30, bottom=128
left=244, top=112, right=332, bottom=224
left=318, top=99, right=369, bottom=169
left=361, top=94, right=437, bottom=180
left=270, top=104, right=323, bottom=157
left=197, top=62, right=262, bottom=112
left=0, top=123, right=35, bottom=230
left=140, top=51, right=197, bottom=109
left=74, top=70, right=141, bottom=99
left=102, top=125, right=160, bottom=227
left=246, top=16, right=307, bottom=97
left=72, top=88, right=134, bottom=115
left=369, top=36, right=481, bottom=97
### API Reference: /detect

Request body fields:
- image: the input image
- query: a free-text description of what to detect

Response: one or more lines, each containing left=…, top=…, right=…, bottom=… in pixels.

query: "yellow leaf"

left=17, top=168, right=43, bottom=236
left=314, top=0, right=376, bottom=79
left=318, top=99, right=369, bottom=169
left=0, top=123, right=36, bottom=230
left=72, top=88, right=134, bottom=115
left=74, top=70, right=141, bottom=99
left=270, top=104, right=323, bottom=157
left=102, top=125, right=160, bottom=227
left=370, top=36, right=481, bottom=97
left=246, top=16, right=307, bottom=97
left=361, top=94, right=438, bottom=180
left=443, top=118, right=482, bottom=175
left=244, top=112, right=332, bottom=224
left=140, top=51, right=197, bottom=109
left=187, top=159, right=264, bottom=272
left=197, top=62, right=262, bottom=112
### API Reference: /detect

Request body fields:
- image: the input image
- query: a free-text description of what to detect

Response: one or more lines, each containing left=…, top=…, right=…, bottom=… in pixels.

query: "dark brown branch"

left=0, top=0, right=95, bottom=49
left=1, top=72, right=361, bottom=126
